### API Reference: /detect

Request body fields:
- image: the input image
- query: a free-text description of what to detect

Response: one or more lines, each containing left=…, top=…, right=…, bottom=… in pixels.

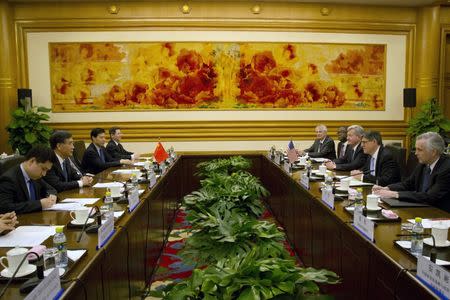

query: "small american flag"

left=287, top=140, right=297, bottom=163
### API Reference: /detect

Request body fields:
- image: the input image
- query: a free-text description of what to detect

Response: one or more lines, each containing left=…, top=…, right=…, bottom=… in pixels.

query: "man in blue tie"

left=82, top=128, right=132, bottom=174
left=350, top=131, right=400, bottom=186
left=0, top=145, right=57, bottom=214
left=373, top=132, right=450, bottom=212
left=44, top=131, right=93, bottom=192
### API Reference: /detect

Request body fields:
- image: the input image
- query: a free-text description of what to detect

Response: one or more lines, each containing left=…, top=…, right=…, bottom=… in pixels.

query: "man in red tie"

left=373, top=132, right=450, bottom=212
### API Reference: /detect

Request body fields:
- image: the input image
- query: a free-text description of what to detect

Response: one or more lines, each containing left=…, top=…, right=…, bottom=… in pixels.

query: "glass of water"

left=43, top=247, right=58, bottom=270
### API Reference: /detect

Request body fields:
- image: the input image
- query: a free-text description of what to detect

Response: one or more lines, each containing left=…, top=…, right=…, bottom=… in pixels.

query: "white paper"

left=93, top=182, right=124, bottom=188
left=407, top=219, right=450, bottom=229
left=111, top=169, right=142, bottom=175
left=311, top=158, right=328, bottom=163
left=67, top=249, right=86, bottom=262
left=0, top=226, right=59, bottom=247
left=43, top=202, right=84, bottom=211
left=139, top=156, right=153, bottom=160
left=133, top=162, right=146, bottom=167
left=349, top=179, right=373, bottom=187
left=114, top=211, right=125, bottom=219
left=61, top=198, right=100, bottom=205
left=138, top=189, right=145, bottom=195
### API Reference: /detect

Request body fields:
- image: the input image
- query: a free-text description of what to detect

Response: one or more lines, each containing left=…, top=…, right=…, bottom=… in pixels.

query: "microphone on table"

left=77, top=206, right=101, bottom=242
left=396, top=233, right=437, bottom=263
left=0, top=251, right=43, bottom=297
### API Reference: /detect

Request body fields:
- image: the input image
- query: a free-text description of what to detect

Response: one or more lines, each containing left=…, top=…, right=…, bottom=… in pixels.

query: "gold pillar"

left=0, top=1, right=17, bottom=153
left=414, top=6, right=440, bottom=114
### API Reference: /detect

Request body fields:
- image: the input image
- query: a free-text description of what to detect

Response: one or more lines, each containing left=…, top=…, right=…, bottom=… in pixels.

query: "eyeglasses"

left=361, top=139, right=373, bottom=144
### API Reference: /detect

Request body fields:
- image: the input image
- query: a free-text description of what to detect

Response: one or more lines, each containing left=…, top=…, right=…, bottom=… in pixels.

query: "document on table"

left=43, top=202, right=85, bottom=211
left=67, top=249, right=87, bottom=262
left=349, top=179, right=373, bottom=187
left=133, top=162, right=146, bottom=167
left=407, top=218, right=450, bottom=229
left=311, top=158, right=328, bottom=163
left=61, top=198, right=100, bottom=205
left=111, top=169, right=142, bottom=174
left=93, top=182, right=123, bottom=188
left=0, top=226, right=59, bottom=247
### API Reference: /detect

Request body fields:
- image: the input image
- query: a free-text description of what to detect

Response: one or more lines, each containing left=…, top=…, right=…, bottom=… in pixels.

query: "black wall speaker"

left=403, top=88, right=416, bottom=108
left=17, top=89, right=32, bottom=109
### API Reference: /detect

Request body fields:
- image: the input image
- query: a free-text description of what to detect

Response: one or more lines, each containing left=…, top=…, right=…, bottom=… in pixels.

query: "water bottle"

left=53, top=226, right=68, bottom=268
left=411, top=217, right=424, bottom=256
left=104, top=189, right=113, bottom=211
left=324, top=172, right=333, bottom=192
left=306, top=161, right=312, bottom=178
left=131, top=173, right=139, bottom=189
left=354, top=188, right=364, bottom=213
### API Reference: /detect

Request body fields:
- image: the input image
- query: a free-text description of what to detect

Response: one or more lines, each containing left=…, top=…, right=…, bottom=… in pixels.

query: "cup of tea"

left=70, top=207, right=90, bottom=224
left=299, top=156, right=307, bottom=165
left=340, top=178, right=351, bottom=191
left=110, top=185, right=121, bottom=198
left=431, top=224, right=449, bottom=247
left=319, top=164, right=327, bottom=175
left=0, top=247, right=30, bottom=274
left=366, top=194, right=380, bottom=210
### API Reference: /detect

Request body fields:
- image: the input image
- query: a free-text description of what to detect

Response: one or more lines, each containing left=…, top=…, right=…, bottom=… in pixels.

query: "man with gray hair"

left=373, top=132, right=450, bottom=212
left=299, top=124, right=336, bottom=160
left=325, top=124, right=368, bottom=171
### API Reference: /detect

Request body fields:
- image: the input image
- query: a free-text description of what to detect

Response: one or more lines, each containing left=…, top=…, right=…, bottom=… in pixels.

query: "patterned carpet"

left=146, top=208, right=299, bottom=299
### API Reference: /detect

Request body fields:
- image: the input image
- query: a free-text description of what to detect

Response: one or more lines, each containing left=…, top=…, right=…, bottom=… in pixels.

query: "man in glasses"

left=298, top=124, right=336, bottom=160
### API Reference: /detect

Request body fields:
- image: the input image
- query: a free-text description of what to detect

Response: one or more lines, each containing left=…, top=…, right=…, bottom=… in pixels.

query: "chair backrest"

left=73, top=140, right=86, bottom=169
left=384, top=144, right=407, bottom=180
left=0, top=155, right=26, bottom=176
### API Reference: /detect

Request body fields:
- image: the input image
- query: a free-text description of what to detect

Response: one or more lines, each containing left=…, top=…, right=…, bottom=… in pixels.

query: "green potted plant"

left=6, top=105, right=53, bottom=154
left=407, top=98, right=450, bottom=147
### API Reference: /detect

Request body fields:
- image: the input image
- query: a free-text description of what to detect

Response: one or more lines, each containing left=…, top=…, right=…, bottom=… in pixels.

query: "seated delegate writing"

left=350, top=131, right=401, bottom=186
left=325, top=124, right=368, bottom=171
left=44, top=130, right=93, bottom=192
left=82, top=127, right=132, bottom=175
left=0, top=145, right=57, bottom=214
left=0, top=212, right=18, bottom=234
left=373, top=132, right=450, bottom=213
left=298, top=124, right=336, bottom=160
left=106, top=126, right=139, bottom=160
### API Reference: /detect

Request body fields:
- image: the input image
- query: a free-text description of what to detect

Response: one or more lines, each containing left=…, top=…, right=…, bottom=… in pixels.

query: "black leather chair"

left=0, top=155, right=26, bottom=176
left=385, top=144, right=407, bottom=180
left=73, top=140, right=86, bottom=171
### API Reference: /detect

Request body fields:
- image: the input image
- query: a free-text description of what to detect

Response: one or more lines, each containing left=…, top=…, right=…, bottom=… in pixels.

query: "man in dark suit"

left=350, top=131, right=401, bottom=186
left=336, top=126, right=348, bottom=159
left=0, top=145, right=57, bottom=214
left=325, top=125, right=368, bottom=171
left=299, top=124, right=336, bottom=160
left=44, top=131, right=93, bottom=192
left=82, top=128, right=132, bottom=174
left=106, top=127, right=139, bottom=160
left=373, top=132, right=450, bottom=212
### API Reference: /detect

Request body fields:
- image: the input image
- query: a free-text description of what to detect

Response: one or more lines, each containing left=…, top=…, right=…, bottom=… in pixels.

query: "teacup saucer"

left=336, top=187, right=349, bottom=193
left=43, top=267, right=65, bottom=277
left=1, top=264, right=36, bottom=278
left=70, top=218, right=95, bottom=226
left=424, top=238, right=450, bottom=248
left=365, top=206, right=381, bottom=212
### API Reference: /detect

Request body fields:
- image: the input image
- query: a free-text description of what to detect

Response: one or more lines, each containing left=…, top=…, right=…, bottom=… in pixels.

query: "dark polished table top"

left=286, top=161, right=450, bottom=272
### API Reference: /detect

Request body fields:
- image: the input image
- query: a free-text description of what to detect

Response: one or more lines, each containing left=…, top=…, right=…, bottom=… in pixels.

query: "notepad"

left=43, top=202, right=85, bottom=211
left=61, top=198, right=100, bottom=205
left=0, top=226, right=59, bottom=247
left=93, top=182, right=123, bottom=188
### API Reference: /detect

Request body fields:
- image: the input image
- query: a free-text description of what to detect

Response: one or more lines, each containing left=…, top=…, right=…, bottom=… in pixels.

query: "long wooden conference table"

left=0, top=153, right=448, bottom=299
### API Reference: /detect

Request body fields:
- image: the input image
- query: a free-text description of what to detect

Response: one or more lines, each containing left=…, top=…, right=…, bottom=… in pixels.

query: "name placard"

left=98, top=214, right=114, bottom=249
left=128, top=189, right=140, bottom=212
left=300, top=173, right=309, bottom=190
left=321, top=188, right=334, bottom=210
left=417, top=256, right=450, bottom=299
left=149, top=172, right=157, bottom=188
left=353, top=210, right=375, bottom=242
left=274, top=153, right=281, bottom=165
left=24, top=268, right=63, bottom=300
left=284, top=162, right=291, bottom=174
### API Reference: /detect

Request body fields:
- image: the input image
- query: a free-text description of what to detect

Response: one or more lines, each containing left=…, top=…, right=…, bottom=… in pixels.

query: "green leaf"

left=25, top=132, right=37, bottom=144
left=237, top=287, right=260, bottom=300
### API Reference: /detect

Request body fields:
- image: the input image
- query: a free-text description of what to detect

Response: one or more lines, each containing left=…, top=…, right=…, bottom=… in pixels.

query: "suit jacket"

left=44, top=153, right=82, bottom=192
left=303, top=136, right=336, bottom=159
left=106, top=140, right=133, bottom=160
left=337, top=141, right=347, bottom=159
left=333, top=143, right=368, bottom=171
left=388, top=155, right=450, bottom=213
left=0, top=165, right=57, bottom=214
left=361, top=146, right=401, bottom=186
left=82, top=143, right=121, bottom=174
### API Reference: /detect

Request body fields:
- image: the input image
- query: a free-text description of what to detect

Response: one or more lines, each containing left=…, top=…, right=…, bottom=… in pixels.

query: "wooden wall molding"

left=49, top=120, right=409, bottom=144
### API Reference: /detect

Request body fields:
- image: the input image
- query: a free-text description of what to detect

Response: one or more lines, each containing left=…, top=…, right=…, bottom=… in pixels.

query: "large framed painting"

left=49, top=42, right=385, bottom=112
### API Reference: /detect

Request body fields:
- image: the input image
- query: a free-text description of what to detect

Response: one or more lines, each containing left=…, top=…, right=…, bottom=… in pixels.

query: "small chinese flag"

left=153, top=142, right=169, bottom=163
